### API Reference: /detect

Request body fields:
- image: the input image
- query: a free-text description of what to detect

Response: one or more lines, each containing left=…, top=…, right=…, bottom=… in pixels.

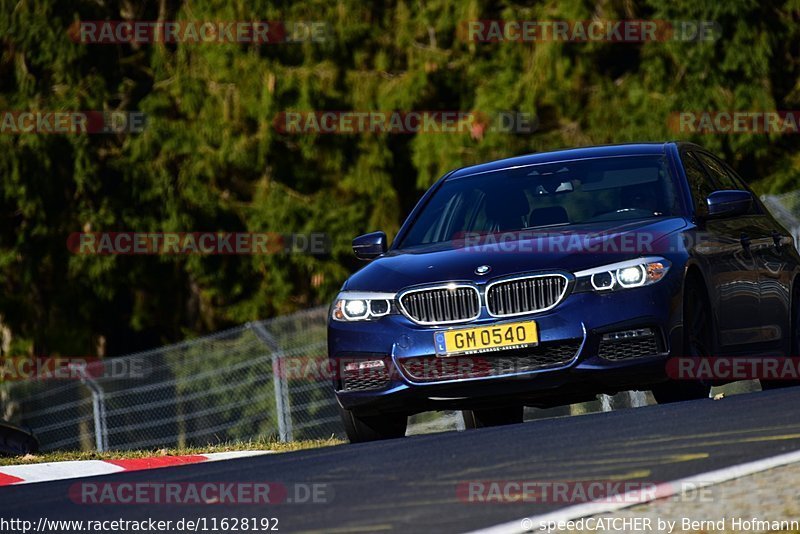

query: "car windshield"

left=397, top=155, right=681, bottom=249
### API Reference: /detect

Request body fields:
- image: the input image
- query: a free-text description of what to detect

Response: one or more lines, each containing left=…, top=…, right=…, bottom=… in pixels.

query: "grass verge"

left=0, top=437, right=343, bottom=466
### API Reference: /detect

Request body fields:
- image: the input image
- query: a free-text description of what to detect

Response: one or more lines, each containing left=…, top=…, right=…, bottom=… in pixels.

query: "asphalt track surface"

left=3, top=388, right=800, bottom=533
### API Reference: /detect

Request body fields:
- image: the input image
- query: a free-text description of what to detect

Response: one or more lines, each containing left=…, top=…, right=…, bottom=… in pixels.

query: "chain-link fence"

left=0, top=307, right=339, bottom=452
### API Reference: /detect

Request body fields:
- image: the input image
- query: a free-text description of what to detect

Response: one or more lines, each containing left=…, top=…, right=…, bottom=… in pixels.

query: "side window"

left=681, top=152, right=716, bottom=216
left=696, top=153, right=760, bottom=215
left=695, top=153, right=739, bottom=190
left=719, top=160, right=751, bottom=190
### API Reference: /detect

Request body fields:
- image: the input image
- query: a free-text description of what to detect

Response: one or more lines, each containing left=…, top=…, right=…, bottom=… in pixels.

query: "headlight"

left=331, top=291, right=397, bottom=321
left=574, top=257, right=671, bottom=293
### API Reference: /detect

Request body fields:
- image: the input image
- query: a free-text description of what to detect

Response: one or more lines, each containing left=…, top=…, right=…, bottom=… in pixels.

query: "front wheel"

left=338, top=405, right=407, bottom=443
left=0, top=421, right=39, bottom=456
left=653, top=278, right=711, bottom=404
left=462, top=406, right=524, bottom=429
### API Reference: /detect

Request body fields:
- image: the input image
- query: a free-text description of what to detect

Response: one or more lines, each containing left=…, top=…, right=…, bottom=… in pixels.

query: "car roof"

left=447, top=142, right=676, bottom=180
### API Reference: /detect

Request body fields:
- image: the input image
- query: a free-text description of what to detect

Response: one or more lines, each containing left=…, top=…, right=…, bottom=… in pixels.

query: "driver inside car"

left=483, top=188, right=530, bottom=232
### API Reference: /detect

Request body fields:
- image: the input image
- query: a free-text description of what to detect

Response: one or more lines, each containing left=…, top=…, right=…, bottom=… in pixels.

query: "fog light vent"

left=340, top=359, right=390, bottom=391
left=602, top=328, right=654, bottom=341
left=599, top=328, right=660, bottom=361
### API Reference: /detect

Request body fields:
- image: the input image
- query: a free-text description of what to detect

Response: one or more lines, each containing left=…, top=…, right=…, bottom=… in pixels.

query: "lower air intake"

left=398, top=340, right=581, bottom=382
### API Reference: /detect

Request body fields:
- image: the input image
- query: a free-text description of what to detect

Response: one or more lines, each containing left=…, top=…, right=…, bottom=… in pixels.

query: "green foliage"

left=1, top=0, right=799, bottom=355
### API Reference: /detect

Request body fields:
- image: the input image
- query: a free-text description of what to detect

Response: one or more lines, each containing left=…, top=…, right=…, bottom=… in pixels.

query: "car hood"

left=342, top=217, right=688, bottom=293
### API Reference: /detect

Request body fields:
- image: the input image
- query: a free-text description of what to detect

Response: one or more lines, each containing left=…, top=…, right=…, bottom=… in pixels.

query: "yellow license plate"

left=434, top=321, right=538, bottom=356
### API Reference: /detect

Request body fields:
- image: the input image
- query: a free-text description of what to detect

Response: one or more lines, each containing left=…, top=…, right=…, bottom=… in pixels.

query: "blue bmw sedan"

left=328, top=142, right=800, bottom=442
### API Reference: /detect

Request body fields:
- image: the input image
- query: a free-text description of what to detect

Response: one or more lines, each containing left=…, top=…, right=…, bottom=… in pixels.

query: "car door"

left=682, top=151, right=762, bottom=352
left=692, top=152, right=769, bottom=351
left=714, top=156, right=793, bottom=354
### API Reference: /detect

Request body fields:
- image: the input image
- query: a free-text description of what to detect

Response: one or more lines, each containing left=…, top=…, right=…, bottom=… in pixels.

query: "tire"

left=652, top=278, right=711, bottom=404
left=0, top=421, right=39, bottom=456
left=462, top=406, right=524, bottom=429
left=761, top=282, right=800, bottom=391
left=338, top=405, right=407, bottom=443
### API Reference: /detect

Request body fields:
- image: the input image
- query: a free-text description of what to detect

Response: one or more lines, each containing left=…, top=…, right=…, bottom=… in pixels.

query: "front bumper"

left=328, top=274, right=682, bottom=415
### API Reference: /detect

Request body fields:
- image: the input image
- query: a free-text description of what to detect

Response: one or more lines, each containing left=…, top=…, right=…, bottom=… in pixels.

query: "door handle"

left=740, top=234, right=751, bottom=249
left=772, top=231, right=789, bottom=248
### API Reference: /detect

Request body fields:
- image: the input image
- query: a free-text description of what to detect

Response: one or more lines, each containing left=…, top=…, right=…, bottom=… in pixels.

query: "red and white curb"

left=0, top=450, right=273, bottom=486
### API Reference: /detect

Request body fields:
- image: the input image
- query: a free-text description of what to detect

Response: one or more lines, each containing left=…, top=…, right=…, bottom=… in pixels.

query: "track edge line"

left=467, top=447, right=800, bottom=534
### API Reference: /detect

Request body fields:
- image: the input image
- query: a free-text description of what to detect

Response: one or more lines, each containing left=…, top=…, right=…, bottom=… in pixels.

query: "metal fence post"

left=272, top=353, right=293, bottom=442
left=599, top=394, right=613, bottom=412
left=251, top=322, right=293, bottom=442
left=454, top=411, right=466, bottom=431
left=76, top=367, right=108, bottom=452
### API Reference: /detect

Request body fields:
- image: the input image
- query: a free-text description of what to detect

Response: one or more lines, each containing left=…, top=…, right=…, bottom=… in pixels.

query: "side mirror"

left=706, top=190, right=752, bottom=219
left=352, top=231, right=387, bottom=260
